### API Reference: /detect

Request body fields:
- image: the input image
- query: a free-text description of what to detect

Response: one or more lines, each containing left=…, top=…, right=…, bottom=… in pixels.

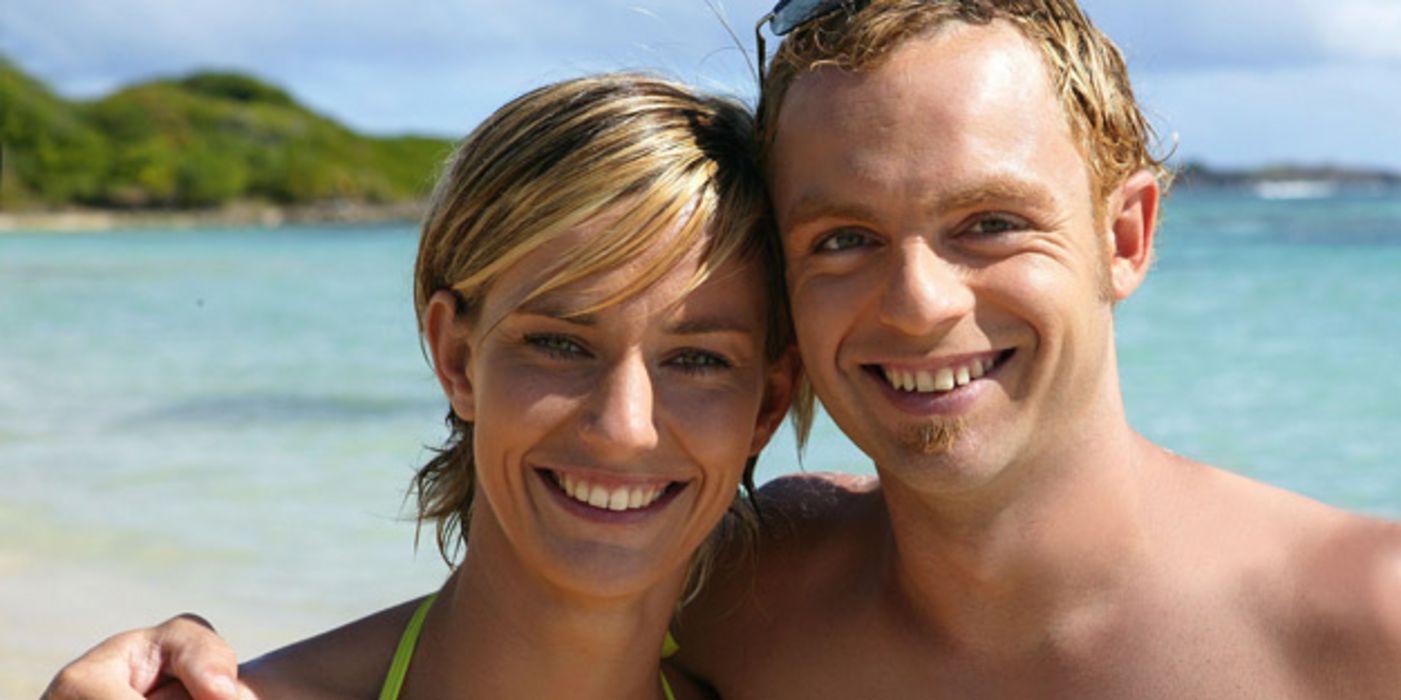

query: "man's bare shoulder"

left=672, top=472, right=884, bottom=681
left=754, top=471, right=881, bottom=532
left=1181, top=459, right=1401, bottom=689
left=1284, top=510, right=1401, bottom=690
left=241, top=596, right=425, bottom=699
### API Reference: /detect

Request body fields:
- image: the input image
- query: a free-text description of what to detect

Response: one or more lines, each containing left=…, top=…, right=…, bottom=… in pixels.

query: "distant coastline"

left=0, top=199, right=426, bottom=233
left=2, top=57, right=451, bottom=222
left=1174, top=161, right=1401, bottom=198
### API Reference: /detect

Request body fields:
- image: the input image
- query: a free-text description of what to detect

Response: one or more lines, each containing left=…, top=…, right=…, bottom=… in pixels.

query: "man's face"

left=769, top=20, right=1120, bottom=492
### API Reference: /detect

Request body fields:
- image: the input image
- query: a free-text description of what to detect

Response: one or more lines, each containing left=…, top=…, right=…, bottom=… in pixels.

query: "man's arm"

left=43, top=615, right=250, bottom=700
left=42, top=596, right=424, bottom=700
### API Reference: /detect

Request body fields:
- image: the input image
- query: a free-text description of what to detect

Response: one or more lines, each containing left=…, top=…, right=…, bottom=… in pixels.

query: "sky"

left=3, top=0, right=1400, bottom=171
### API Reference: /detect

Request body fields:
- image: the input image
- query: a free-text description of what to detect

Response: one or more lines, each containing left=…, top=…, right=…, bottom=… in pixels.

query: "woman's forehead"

left=495, top=244, right=765, bottom=327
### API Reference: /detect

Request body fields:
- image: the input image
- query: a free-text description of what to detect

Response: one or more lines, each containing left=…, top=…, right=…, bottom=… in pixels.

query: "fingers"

left=42, top=615, right=250, bottom=700
left=149, top=684, right=196, bottom=700
left=150, top=614, right=245, bottom=700
left=44, top=628, right=152, bottom=700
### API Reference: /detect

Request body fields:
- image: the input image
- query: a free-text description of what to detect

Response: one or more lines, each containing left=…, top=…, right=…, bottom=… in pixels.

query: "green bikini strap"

left=378, top=593, right=437, bottom=700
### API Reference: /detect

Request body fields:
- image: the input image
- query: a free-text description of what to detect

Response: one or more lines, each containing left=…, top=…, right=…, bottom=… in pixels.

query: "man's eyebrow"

left=783, top=191, right=882, bottom=229
left=934, top=176, right=1059, bottom=215
left=513, top=297, right=598, bottom=326
left=784, top=176, right=1060, bottom=229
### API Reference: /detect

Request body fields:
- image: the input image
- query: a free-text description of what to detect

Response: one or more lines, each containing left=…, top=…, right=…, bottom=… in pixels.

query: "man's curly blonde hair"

left=758, top=0, right=1172, bottom=204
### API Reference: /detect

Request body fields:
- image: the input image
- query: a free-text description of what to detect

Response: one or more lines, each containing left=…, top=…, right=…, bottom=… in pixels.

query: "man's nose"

left=578, top=353, right=660, bottom=456
left=878, top=240, right=974, bottom=337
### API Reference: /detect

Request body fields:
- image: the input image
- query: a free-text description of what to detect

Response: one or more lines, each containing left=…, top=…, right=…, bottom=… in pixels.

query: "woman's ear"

left=424, top=290, right=476, bottom=422
left=749, top=347, right=801, bottom=456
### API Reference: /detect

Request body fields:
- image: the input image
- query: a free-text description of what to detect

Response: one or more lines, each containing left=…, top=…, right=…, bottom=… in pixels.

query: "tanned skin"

left=670, top=21, right=1401, bottom=700
left=45, top=17, right=1401, bottom=700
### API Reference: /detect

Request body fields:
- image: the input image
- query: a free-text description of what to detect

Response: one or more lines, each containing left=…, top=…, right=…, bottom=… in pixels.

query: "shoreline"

left=0, top=200, right=427, bottom=234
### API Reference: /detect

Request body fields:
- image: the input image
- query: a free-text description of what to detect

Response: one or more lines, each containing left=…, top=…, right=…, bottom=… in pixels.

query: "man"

left=47, top=1, right=1401, bottom=697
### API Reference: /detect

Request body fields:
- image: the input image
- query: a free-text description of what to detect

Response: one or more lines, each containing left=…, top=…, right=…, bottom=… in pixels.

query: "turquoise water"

left=3, top=190, right=1400, bottom=688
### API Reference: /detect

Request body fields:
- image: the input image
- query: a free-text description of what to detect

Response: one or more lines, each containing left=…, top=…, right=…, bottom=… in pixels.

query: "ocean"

left=3, top=188, right=1400, bottom=693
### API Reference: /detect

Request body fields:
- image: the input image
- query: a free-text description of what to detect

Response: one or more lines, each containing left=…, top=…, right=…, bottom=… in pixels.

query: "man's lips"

left=864, top=349, right=1014, bottom=395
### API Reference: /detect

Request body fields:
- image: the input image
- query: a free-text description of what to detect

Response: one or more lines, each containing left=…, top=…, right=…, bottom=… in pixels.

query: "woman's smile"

left=452, top=216, right=790, bottom=597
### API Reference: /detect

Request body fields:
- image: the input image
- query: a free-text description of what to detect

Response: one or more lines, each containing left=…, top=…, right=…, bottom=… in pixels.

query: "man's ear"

left=1106, top=169, right=1160, bottom=302
left=424, top=290, right=476, bottom=422
left=750, top=347, right=801, bottom=456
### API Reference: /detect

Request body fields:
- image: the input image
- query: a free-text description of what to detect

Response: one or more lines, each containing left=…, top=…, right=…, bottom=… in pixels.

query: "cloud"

left=0, top=0, right=763, bottom=134
left=2, top=0, right=1396, bottom=167
left=1084, top=0, right=1401, bottom=71
left=1139, top=63, right=1401, bottom=169
left=1312, top=0, right=1401, bottom=61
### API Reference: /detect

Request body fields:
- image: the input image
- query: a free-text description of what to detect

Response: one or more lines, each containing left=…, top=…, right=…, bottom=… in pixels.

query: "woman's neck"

left=403, top=513, right=686, bottom=700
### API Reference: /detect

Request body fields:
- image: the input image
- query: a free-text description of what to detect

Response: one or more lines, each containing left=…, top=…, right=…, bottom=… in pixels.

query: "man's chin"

left=896, top=417, right=968, bottom=455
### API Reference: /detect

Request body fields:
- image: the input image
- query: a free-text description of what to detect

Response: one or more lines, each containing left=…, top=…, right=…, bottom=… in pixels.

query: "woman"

left=47, top=73, right=797, bottom=700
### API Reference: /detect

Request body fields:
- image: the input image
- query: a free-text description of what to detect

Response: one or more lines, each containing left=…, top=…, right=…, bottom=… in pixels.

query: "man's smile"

left=864, top=349, right=1013, bottom=395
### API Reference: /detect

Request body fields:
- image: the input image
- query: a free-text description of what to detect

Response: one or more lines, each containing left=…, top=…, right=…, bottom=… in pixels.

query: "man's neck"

left=874, top=394, right=1167, bottom=655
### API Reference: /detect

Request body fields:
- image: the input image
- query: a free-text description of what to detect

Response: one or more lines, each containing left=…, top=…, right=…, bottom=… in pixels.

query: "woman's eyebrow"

left=514, top=297, right=598, bottom=326
left=665, top=315, right=758, bottom=336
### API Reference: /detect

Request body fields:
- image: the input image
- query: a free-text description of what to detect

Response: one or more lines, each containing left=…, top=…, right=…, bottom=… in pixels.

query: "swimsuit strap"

left=378, top=596, right=678, bottom=700
left=378, top=594, right=437, bottom=700
left=660, top=669, right=676, bottom=700
left=660, top=630, right=679, bottom=700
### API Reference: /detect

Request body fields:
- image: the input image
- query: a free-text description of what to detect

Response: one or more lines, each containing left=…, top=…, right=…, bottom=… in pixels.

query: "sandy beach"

left=0, top=200, right=426, bottom=234
left=0, top=505, right=447, bottom=697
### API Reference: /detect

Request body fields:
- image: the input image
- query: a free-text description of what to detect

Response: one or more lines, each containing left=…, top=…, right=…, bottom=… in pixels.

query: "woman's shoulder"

left=241, top=595, right=430, bottom=699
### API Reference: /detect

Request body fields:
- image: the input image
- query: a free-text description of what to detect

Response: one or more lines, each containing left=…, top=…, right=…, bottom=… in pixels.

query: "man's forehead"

left=766, top=20, right=1085, bottom=222
left=775, top=20, right=1050, bottom=128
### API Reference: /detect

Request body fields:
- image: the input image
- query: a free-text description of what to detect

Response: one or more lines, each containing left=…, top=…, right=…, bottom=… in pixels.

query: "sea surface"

left=3, top=189, right=1400, bottom=693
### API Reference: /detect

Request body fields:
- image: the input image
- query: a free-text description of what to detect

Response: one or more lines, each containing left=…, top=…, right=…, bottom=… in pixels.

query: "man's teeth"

left=883, top=357, right=994, bottom=394
left=557, top=473, right=666, bottom=512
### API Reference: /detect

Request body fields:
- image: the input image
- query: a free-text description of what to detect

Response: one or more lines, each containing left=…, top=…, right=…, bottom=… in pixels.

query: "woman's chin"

left=532, top=539, right=691, bottom=600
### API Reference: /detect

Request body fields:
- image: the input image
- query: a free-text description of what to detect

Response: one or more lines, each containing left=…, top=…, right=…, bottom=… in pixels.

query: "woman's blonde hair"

left=410, top=74, right=792, bottom=593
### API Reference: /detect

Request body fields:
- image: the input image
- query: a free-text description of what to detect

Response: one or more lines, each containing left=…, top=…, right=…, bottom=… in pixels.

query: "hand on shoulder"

left=43, top=614, right=252, bottom=700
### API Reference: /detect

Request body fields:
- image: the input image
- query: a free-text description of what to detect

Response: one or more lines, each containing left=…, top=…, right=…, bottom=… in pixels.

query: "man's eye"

left=525, top=334, right=587, bottom=358
left=967, top=215, right=1026, bottom=236
left=669, top=350, right=731, bottom=374
left=814, top=229, right=871, bottom=252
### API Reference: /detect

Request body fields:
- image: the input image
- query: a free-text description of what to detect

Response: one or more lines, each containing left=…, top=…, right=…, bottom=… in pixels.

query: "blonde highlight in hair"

left=410, top=74, right=793, bottom=599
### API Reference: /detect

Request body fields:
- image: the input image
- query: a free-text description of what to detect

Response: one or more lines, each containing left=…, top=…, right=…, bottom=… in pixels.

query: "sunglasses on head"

left=752, top=0, right=1068, bottom=84
left=754, top=0, right=871, bottom=83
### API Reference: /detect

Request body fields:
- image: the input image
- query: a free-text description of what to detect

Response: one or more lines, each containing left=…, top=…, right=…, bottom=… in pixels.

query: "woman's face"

left=438, top=213, right=791, bottom=598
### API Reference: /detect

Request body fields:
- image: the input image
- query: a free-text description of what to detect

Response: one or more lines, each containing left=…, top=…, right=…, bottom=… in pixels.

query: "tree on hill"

left=0, top=56, right=452, bottom=211
left=0, top=57, right=111, bottom=207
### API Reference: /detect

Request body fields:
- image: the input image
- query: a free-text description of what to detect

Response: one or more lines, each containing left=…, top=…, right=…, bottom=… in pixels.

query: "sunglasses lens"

left=770, top=0, right=843, bottom=35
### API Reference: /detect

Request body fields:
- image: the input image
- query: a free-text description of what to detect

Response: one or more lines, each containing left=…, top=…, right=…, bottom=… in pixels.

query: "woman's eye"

left=668, top=350, right=731, bottom=374
left=525, top=334, right=587, bottom=359
left=814, top=228, right=871, bottom=253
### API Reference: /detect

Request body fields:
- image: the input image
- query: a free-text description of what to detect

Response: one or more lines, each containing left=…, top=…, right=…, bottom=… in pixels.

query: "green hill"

left=0, top=57, right=452, bottom=210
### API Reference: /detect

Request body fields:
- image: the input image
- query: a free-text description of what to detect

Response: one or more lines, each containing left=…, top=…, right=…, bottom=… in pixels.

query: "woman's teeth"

left=882, top=356, right=996, bottom=394
left=556, top=472, right=667, bottom=512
